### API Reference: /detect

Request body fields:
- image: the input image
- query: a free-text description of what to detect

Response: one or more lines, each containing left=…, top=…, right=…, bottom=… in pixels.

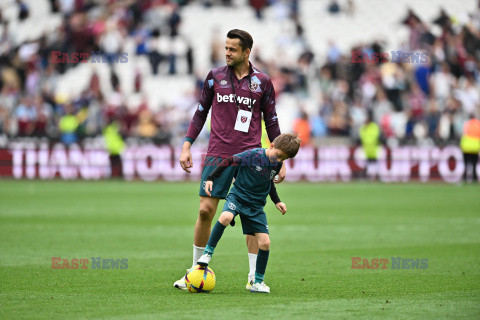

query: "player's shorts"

left=222, top=194, right=269, bottom=235
left=199, top=156, right=237, bottom=199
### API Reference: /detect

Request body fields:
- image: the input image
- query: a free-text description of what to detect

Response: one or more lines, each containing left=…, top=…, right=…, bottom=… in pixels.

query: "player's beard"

left=226, top=56, right=245, bottom=68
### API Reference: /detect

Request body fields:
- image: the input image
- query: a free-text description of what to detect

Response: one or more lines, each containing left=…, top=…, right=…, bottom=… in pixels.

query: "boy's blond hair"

left=272, top=133, right=301, bottom=158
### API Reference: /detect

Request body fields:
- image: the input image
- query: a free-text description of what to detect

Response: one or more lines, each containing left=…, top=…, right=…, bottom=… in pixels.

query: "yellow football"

left=185, top=265, right=216, bottom=293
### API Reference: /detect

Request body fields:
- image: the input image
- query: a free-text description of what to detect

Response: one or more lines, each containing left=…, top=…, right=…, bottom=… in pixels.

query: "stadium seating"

left=0, top=0, right=478, bottom=146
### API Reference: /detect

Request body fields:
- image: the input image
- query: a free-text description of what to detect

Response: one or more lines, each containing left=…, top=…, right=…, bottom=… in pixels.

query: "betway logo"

left=217, top=93, right=256, bottom=108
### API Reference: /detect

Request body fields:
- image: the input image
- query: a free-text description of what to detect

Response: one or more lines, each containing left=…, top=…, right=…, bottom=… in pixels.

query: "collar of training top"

left=228, top=61, right=256, bottom=80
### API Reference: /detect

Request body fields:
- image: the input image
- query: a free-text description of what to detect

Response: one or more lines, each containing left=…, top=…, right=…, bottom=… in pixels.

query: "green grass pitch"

left=0, top=180, right=479, bottom=319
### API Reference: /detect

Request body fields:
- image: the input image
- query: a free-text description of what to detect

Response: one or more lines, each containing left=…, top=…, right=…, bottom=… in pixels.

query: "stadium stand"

left=0, top=0, right=478, bottom=149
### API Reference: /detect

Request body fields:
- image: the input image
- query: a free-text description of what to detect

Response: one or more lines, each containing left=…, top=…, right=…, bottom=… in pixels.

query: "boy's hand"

left=276, top=202, right=287, bottom=215
left=205, top=181, right=213, bottom=197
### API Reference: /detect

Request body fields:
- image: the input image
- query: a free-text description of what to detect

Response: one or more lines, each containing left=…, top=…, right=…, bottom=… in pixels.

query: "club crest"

left=249, top=82, right=259, bottom=91
left=241, top=116, right=247, bottom=123
left=270, top=170, right=276, bottom=179
left=220, top=80, right=227, bottom=85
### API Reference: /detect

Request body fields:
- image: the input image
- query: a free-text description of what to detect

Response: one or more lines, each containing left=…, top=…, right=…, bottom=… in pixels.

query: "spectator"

left=350, top=99, right=367, bottom=140
left=15, top=96, right=36, bottom=137
left=431, top=63, right=455, bottom=104
left=433, top=8, right=454, bottom=35
left=372, top=89, right=394, bottom=125
left=414, top=59, right=432, bottom=97
left=59, top=0, right=75, bottom=15
left=210, top=29, right=224, bottom=67
left=59, top=103, right=78, bottom=145
left=346, top=0, right=355, bottom=16
left=0, top=23, right=13, bottom=61
left=293, top=110, right=312, bottom=146
left=186, top=42, right=194, bottom=75
left=250, top=0, right=267, bottom=20
left=49, top=0, right=60, bottom=13
left=33, top=95, right=52, bottom=137
left=103, top=119, right=125, bottom=178
left=136, top=109, right=158, bottom=139
left=327, top=0, right=340, bottom=14
left=359, top=112, right=381, bottom=180
left=148, top=29, right=164, bottom=75
left=99, top=21, right=125, bottom=61
left=0, top=103, right=10, bottom=135
left=168, top=4, right=182, bottom=38
left=327, top=101, right=350, bottom=136
left=460, top=114, right=480, bottom=182
left=407, top=82, right=427, bottom=121
left=425, top=99, right=440, bottom=139
left=17, top=0, right=29, bottom=21
left=168, top=49, right=177, bottom=75
left=327, top=41, right=341, bottom=64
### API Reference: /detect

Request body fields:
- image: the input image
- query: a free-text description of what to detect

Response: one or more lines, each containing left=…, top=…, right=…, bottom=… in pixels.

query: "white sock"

left=248, top=253, right=257, bottom=278
left=192, top=245, right=206, bottom=268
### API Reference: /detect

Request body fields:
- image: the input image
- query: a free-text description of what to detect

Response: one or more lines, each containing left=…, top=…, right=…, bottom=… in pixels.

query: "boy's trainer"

left=250, top=282, right=270, bottom=293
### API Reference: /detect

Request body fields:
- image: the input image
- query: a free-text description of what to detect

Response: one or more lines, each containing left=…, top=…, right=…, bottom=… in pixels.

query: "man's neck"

left=232, top=61, right=250, bottom=79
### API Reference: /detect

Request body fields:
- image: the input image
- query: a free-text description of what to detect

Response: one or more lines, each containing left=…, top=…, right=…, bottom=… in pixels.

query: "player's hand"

left=179, top=143, right=193, bottom=173
left=205, top=181, right=213, bottom=197
left=274, top=162, right=286, bottom=183
left=276, top=202, right=287, bottom=215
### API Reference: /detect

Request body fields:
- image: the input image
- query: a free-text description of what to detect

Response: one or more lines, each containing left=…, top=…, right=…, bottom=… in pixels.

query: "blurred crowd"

left=0, top=0, right=479, bottom=148
left=299, top=4, right=480, bottom=148
left=0, top=0, right=192, bottom=146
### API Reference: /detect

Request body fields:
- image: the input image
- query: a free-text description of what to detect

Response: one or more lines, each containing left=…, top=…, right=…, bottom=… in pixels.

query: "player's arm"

left=261, top=78, right=281, bottom=144
left=180, top=71, right=214, bottom=173
left=269, top=181, right=287, bottom=215
left=261, top=78, right=286, bottom=183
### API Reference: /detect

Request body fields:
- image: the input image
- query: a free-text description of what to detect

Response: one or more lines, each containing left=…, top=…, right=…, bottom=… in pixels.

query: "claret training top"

left=185, top=63, right=281, bottom=158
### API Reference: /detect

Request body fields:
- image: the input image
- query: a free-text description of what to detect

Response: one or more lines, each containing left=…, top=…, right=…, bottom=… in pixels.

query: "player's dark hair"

left=273, top=133, right=301, bottom=159
left=227, top=29, right=253, bottom=51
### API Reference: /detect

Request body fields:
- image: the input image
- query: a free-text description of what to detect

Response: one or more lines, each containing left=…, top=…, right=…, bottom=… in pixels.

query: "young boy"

left=197, top=133, right=301, bottom=293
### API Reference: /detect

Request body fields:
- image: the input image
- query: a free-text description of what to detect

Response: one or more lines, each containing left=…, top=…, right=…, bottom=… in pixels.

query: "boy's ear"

left=270, top=142, right=274, bottom=148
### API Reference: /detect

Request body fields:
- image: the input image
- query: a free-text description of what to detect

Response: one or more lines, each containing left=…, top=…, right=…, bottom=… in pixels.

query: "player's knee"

left=198, top=205, right=215, bottom=223
left=218, top=212, right=233, bottom=225
left=258, top=238, right=270, bottom=251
